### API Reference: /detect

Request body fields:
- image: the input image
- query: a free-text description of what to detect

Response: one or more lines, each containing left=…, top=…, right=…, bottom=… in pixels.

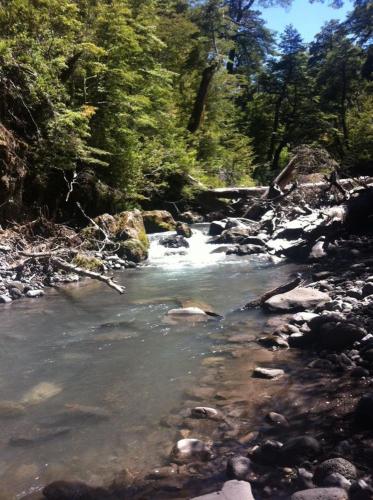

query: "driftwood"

left=204, top=177, right=373, bottom=200
left=17, top=250, right=125, bottom=294
left=50, top=257, right=125, bottom=294
left=243, top=277, right=302, bottom=309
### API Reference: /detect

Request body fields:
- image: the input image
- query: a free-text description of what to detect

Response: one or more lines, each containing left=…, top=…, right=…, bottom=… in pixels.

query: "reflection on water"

left=0, top=226, right=298, bottom=498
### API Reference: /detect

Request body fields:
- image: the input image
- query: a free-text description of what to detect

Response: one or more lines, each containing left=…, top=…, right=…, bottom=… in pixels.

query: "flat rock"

left=290, top=487, right=348, bottom=500
left=192, top=480, right=255, bottom=500
left=252, top=367, right=285, bottom=379
left=190, top=407, right=221, bottom=420
left=265, top=288, right=330, bottom=313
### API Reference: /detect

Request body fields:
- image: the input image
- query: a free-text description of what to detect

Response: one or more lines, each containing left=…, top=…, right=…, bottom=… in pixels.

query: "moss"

left=72, top=254, right=104, bottom=271
left=142, top=210, right=176, bottom=233
left=118, top=239, right=148, bottom=263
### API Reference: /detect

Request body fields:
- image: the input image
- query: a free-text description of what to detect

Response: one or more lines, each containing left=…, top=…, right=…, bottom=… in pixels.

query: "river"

left=0, top=225, right=299, bottom=499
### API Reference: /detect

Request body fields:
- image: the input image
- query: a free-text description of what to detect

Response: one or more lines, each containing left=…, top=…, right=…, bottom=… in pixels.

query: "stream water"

left=0, top=225, right=299, bottom=499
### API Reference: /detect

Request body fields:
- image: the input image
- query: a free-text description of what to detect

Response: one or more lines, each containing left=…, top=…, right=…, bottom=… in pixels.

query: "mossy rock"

left=118, top=239, right=148, bottom=263
left=142, top=210, right=176, bottom=233
left=72, top=254, right=104, bottom=272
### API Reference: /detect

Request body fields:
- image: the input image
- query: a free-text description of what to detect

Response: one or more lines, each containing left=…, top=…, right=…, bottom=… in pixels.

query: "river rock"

left=0, top=294, right=12, bottom=303
left=41, top=404, right=111, bottom=426
left=309, top=319, right=367, bottom=351
left=314, top=458, right=357, bottom=484
left=226, top=456, right=252, bottom=480
left=176, top=222, right=192, bottom=238
left=190, top=407, right=221, bottom=420
left=293, top=312, right=319, bottom=323
left=250, top=439, right=283, bottom=465
left=171, top=438, right=212, bottom=462
left=280, top=436, right=321, bottom=465
left=209, top=221, right=226, bottom=236
left=227, top=244, right=265, bottom=256
left=355, top=393, right=373, bottom=427
left=21, top=382, right=62, bottom=405
left=160, top=235, right=189, bottom=249
left=253, top=367, right=285, bottom=379
left=43, top=480, right=113, bottom=500
left=192, top=480, right=255, bottom=500
left=10, top=426, right=71, bottom=446
left=265, top=288, right=330, bottom=313
left=142, top=210, right=176, bottom=233
left=266, top=411, right=289, bottom=427
left=322, top=473, right=352, bottom=490
left=290, top=487, right=348, bottom=500
left=26, top=289, right=45, bottom=298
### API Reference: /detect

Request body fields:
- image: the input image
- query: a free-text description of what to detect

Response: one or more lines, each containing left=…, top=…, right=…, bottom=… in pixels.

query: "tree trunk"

left=267, top=95, right=283, bottom=166
left=187, top=63, right=217, bottom=133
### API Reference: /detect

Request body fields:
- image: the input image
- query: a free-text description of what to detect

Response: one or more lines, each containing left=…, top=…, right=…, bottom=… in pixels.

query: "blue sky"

left=261, top=0, right=354, bottom=42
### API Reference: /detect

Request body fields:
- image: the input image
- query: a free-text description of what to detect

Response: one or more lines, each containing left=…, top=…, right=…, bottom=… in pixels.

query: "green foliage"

left=0, top=0, right=371, bottom=218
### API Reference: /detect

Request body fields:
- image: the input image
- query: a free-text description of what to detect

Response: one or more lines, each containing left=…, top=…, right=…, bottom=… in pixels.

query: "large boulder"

left=142, top=210, right=176, bottom=233
left=81, top=210, right=149, bottom=262
left=265, top=288, right=330, bottom=313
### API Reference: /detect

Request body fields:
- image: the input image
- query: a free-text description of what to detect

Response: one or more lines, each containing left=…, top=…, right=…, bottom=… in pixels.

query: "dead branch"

left=50, top=257, right=125, bottom=294
left=243, top=277, right=302, bottom=309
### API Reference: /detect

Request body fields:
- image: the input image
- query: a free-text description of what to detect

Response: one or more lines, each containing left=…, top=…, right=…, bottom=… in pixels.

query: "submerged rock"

left=10, top=426, right=70, bottom=446
left=43, top=480, right=113, bottom=500
left=171, top=438, right=212, bottom=462
left=21, top=382, right=62, bottom=405
left=0, top=401, right=25, bottom=418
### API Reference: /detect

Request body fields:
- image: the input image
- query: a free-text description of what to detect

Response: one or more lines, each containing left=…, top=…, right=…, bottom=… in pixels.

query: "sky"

left=261, top=0, right=354, bottom=42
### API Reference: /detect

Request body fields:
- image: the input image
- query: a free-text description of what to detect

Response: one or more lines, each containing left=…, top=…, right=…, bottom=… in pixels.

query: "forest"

left=0, top=0, right=371, bottom=221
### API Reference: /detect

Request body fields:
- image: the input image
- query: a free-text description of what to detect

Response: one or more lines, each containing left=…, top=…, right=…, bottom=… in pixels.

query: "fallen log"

left=243, top=277, right=302, bottom=309
left=205, top=177, right=373, bottom=200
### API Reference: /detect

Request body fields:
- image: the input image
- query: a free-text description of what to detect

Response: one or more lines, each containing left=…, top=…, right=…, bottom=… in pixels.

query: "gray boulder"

left=265, top=288, right=330, bottom=313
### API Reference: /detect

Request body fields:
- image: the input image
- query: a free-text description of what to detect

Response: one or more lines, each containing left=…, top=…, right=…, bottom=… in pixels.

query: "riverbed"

left=0, top=226, right=299, bottom=498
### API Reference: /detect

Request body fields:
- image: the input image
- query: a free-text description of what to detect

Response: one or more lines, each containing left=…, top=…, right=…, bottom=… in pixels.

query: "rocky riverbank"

left=8, top=183, right=373, bottom=499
